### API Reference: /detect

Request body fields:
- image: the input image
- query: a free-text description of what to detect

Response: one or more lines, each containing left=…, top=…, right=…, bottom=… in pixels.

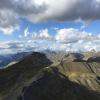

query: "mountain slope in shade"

left=0, top=52, right=31, bottom=68
left=19, top=67, right=100, bottom=100
left=0, top=52, right=100, bottom=100
left=0, top=52, right=52, bottom=100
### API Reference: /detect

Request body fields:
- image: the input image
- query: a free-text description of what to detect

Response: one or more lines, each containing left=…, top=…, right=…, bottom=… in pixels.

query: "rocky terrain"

left=0, top=51, right=100, bottom=100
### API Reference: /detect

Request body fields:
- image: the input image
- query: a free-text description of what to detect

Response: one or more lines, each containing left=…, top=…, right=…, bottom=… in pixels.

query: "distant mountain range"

left=0, top=51, right=100, bottom=100
left=0, top=52, right=31, bottom=68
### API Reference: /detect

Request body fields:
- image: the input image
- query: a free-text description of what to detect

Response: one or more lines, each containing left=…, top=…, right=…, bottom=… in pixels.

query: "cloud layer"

left=56, top=28, right=93, bottom=43
left=1, top=28, right=100, bottom=54
left=1, top=0, right=100, bottom=53
left=1, top=0, right=100, bottom=34
left=0, top=0, right=46, bottom=34
left=55, top=28, right=100, bottom=52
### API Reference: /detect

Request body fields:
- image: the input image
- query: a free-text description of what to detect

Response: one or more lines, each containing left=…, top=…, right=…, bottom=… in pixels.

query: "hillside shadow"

left=0, top=52, right=52, bottom=93
left=87, top=56, right=100, bottom=62
left=19, top=67, right=100, bottom=100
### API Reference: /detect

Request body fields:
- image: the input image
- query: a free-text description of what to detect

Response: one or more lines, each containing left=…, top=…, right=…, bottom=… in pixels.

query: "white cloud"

left=0, top=42, right=10, bottom=49
left=16, top=27, right=100, bottom=52
left=55, top=28, right=100, bottom=52
left=55, top=28, right=93, bottom=43
left=1, top=0, right=100, bottom=34
left=1, top=27, right=100, bottom=53
left=0, top=25, right=19, bottom=35
left=0, top=0, right=46, bottom=34
left=38, top=29, right=51, bottom=39
left=0, top=40, right=40, bottom=54
left=24, top=28, right=30, bottom=37
left=29, top=0, right=100, bottom=23
left=21, top=28, right=51, bottom=39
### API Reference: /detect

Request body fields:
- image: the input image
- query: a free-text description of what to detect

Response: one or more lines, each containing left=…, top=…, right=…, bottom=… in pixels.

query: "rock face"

left=0, top=52, right=100, bottom=100
left=62, top=53, right=84, bottom=62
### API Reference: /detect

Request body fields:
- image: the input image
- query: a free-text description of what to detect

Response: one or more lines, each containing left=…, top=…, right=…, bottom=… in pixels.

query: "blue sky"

left=1, top=0, right=100, bottom=53
left=0, top=19, right=100, bottom=41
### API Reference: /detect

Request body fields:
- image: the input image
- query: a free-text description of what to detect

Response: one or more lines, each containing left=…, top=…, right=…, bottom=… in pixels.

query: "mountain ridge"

left=0, top=51, right=100, bottom=100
